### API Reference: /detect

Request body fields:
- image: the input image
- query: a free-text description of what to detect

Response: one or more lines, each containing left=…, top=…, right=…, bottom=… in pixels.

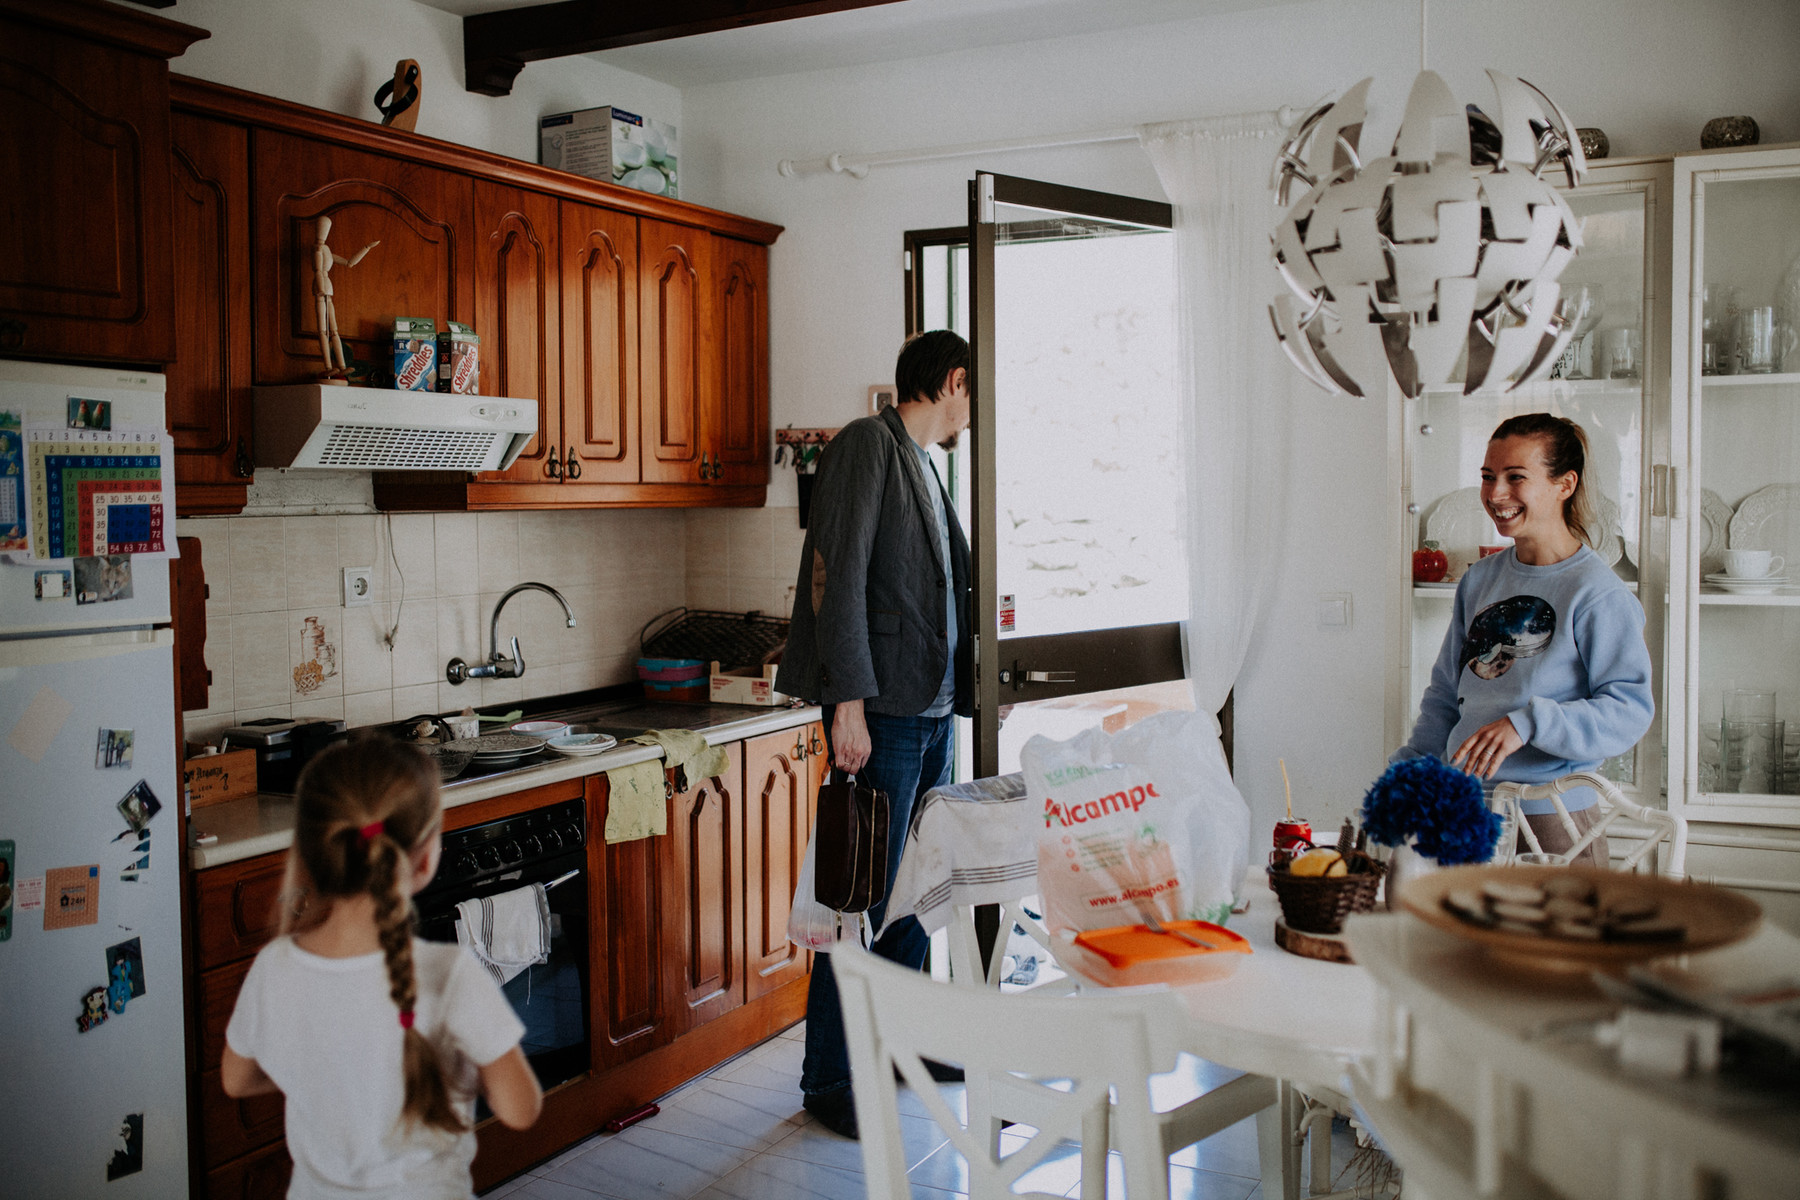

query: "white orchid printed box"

left=539, top=105, right=678, bottom=198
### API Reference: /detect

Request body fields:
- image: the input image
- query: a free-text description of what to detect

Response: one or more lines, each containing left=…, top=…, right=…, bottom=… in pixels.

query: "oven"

left=413, top=799, right=590, bottom=1111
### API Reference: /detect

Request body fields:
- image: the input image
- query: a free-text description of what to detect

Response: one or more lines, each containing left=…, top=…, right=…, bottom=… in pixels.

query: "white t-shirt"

left=226, top=936, right=525, bottom=1200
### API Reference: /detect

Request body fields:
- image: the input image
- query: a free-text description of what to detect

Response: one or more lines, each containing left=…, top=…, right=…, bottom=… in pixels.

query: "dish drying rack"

left=640, top=607, right=788, bottom=672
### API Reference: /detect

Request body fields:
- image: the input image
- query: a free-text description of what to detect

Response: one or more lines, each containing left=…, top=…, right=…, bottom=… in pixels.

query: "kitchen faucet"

left=445, top=582, right=576, bottom=685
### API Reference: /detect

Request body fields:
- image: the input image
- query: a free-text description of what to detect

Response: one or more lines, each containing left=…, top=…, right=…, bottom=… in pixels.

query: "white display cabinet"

left=1394, top=156, right=1675, bottom=814
left=1671, top=143, right=1800, bottom=828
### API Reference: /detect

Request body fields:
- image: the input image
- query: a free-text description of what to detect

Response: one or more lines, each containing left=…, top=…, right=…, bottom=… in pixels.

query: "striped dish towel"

left=454, top=883, right=551, bottom=985
left=879, top=773, right=1035, bottom=939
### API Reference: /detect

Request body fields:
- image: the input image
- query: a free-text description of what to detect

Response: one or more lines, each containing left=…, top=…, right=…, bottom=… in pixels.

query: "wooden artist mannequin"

left=312, top=216, right=379, bottom=377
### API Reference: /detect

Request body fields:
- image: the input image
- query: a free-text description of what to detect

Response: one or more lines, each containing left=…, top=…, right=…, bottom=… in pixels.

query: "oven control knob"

left=542, top=828, right=563, bottom=851
left=454, top=853, right=479, bottom=879
left=521, top=835, right=543, bottom=857
left=476, top=846, right=502, bottom=871
left=499, top=839, right=522, bottom=863
left=560, top=823, right=583, bottom=846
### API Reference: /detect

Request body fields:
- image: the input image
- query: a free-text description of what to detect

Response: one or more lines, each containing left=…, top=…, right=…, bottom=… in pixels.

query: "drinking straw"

left=1280, top=759, right=1293, bottom=821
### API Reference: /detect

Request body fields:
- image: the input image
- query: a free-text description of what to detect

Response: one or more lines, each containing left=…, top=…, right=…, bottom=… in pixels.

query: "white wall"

left=677, top=0, right=1800, bottom=835
left=169, top=0, right=680, bottom=163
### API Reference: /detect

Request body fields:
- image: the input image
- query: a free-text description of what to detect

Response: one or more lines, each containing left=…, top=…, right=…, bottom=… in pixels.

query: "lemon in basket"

left=1290, top=848, right=1348, bottom=878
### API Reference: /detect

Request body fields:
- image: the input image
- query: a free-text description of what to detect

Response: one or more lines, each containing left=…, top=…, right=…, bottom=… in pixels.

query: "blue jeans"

left=800, top=707, right=952, bottom=1099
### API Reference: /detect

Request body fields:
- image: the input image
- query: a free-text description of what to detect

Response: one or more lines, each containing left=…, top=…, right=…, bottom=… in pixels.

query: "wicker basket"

left=1266, top=851, right=1386, bottom=935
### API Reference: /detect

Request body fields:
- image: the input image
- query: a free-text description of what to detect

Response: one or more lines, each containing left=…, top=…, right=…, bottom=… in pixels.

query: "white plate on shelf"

left=1699, top=488, right=1732, bottom=578
left=1414, top=580, right=1460, bottom=590
left=1729, top=485, right=1800, bottom=572
left=1703, top=573, right=1789, bottom=595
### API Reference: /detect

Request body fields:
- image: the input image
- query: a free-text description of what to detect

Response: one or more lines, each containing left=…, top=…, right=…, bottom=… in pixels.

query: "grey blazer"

left=775, top=406, right=972, bottom=717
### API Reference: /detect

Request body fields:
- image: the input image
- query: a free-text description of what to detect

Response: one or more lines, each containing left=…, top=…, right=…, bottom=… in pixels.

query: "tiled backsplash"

left=178, top=506, right=806, bottom=744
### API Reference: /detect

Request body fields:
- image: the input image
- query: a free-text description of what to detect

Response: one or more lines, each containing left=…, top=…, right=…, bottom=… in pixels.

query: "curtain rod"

left=776, top=106, right=1302, bottom=180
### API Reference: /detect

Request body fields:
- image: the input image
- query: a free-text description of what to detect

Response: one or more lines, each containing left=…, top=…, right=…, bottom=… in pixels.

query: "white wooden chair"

left=1490, top=770, right=1689, bottom=877
left=834, top=942, right=1185, bottom=1200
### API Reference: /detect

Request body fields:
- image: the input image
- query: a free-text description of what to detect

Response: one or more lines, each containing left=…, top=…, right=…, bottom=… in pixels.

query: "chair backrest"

left=1491, top=771, right=1688, bottom=877
left=833, top=943, right=1183, bottom=1200
left=945, top=898, right=1066, bottom=991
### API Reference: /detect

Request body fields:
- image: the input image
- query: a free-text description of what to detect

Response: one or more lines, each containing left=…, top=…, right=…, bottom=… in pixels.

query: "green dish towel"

left=628, top=729, right=729, bottom=791
left=604, top=760, right=667, bottom=844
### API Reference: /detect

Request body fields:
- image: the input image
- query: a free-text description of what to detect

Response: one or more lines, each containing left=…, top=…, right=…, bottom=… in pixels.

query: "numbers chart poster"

left=22, top=425, right=173, bottom=564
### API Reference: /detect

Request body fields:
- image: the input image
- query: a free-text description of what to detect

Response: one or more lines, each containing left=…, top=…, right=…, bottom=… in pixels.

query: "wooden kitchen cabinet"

left=743, top=723, right=825, bottom=1000
left=0, top=2, right=204, bottom=364
left=587, top=773, right=675, bottom=1070
left=665, top=743, right=746, bottom=1034
left=466, top=182, right=563, bottom=487
left=709, top=237, right=772, bottom=489
left=251, top=129, right=473, bottom=386
left=168, top=111, right=256, bottom=514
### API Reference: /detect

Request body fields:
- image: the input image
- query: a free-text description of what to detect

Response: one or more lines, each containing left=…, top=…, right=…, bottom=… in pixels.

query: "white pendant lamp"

left=1269, top=69, right=1589, bottom=398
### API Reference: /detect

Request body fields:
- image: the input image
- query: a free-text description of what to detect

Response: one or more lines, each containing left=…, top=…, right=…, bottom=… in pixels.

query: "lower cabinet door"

left=743, top=725, right=823, bottom=1000
left=588, top=774, right=674, bottom=1071
left=206, top=1139, right=292, bottom=1200
left=666, top=744, right=745, bottom=1034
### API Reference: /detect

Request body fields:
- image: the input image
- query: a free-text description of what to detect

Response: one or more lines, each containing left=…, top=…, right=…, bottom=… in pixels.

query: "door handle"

left=565, top=447, right=582, bottom=480
left=1027, top=671, right=1076, bottom=683
left=544, top=443, right=561, bottom=479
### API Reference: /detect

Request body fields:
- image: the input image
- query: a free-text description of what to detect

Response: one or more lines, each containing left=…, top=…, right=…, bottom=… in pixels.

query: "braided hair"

left=1490, top=412, right=1596, bottom=548
left=287, top=736, right=465, bottom=1133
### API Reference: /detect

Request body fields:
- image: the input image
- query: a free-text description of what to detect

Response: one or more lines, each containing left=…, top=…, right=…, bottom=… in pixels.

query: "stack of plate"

left=1704, top=572, right=1789, bottom=595
left=459, top=732, right=547, bottom=768
left=545, top=732, right=618, bottom=758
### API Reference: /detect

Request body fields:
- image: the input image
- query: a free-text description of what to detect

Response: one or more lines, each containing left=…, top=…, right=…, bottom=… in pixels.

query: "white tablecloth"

left=881, top=772, right=1031, bottom=937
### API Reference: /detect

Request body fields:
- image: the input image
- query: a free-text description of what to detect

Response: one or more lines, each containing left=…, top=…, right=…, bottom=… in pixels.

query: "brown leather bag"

left=812, top=770, right=891, bottom=913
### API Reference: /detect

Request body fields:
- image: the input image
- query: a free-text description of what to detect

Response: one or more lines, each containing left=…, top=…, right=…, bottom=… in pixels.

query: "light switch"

left=1317, top=592, right=1352, bottom=630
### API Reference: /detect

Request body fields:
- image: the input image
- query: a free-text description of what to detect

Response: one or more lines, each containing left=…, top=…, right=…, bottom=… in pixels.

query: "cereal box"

left=392, top=318, right=437, bottom=391
left=436, top=321, right=480, bottom=395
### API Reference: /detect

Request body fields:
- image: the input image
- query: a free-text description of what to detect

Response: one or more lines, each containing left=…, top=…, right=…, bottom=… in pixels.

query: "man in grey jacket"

left=775, top=329, right=974, bottom=1139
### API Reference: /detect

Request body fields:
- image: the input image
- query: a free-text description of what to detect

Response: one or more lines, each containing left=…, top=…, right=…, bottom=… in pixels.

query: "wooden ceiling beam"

left=464, top=0, right=908, bottom=96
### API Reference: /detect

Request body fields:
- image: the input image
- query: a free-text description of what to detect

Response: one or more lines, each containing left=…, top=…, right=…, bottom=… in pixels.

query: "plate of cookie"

left=1401, top=864, right=1762, bottom=971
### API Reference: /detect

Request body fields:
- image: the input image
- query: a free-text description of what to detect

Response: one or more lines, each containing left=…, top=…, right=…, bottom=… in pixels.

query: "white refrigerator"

left=0, top=361, right=188, bottom=1196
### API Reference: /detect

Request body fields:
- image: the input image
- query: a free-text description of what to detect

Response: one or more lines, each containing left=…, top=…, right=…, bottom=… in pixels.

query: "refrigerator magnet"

left=74, top=555, right=133, bottom=605
left=33, top=569, right=70, bottom=600
left=16, top=874, right=42, bottom=913
left=43, top=864, right=98, bottom=931
left=0, top=839, right=13, bottom=941
left=106, top=1114, right=144, bottom=1181
left=95, top=729, right=134, bottom=770
left=77, top=984, right=109, bottom=1032
left=116, top=781, right=161, bottom=834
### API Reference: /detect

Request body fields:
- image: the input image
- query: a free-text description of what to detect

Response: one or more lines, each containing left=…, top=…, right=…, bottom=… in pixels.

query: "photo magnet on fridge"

left=106, top=1114, right=143, bottom=1181
left=33, top=570, right=70, bottom=601
left=95, top=729, right=134, bottom=769
left=67, top=397, right=112, bottom=431
left=77, top=984, right=109, bottom=1032
left=116, top=780, right=161, bottom=834
left=105, top=937, right=145, bottom=1003
left=74, top=555, right=133, bottom=605
left=0, top=840, right=13, bottom=942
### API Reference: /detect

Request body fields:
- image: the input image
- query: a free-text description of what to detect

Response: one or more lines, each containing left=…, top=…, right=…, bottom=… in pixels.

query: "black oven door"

left=415, top=848, right=590, bottom=1108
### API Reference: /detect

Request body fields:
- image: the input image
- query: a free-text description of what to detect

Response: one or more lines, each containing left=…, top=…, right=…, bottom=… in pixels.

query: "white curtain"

left=1139, top=114, right=1303, bottom=720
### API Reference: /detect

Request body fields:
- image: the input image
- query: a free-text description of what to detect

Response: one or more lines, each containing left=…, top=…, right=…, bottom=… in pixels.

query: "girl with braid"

left=222, top=738, right=541, bottom=1197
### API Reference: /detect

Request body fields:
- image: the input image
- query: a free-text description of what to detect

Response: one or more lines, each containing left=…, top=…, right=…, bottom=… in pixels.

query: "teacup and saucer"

left=1706, top=548, right=1788, bottom=594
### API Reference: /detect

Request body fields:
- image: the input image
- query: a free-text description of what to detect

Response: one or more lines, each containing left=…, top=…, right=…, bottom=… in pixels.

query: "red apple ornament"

left=1412, top=541, right=1448, bottom=583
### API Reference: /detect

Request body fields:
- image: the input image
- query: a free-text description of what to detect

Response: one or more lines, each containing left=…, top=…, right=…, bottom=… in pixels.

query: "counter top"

left=189, top=703, right=820, bottom=869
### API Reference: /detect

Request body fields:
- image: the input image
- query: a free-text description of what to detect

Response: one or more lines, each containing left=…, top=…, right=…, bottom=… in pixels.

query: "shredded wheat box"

left=540, top=105, right=678, bottom=198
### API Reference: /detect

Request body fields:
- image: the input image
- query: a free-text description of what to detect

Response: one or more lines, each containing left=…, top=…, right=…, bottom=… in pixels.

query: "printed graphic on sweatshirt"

left=1460, top=595, right=1556, bottom=681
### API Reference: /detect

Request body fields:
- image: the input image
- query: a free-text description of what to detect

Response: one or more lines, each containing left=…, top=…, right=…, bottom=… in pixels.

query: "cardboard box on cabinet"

left=540, top=105, right=678, bottom=198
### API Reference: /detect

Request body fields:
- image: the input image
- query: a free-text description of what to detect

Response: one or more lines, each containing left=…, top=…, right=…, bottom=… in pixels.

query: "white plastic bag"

left=785, top=825, right=852, bottom=952
left=1022, top=709, right=1249, bottom=934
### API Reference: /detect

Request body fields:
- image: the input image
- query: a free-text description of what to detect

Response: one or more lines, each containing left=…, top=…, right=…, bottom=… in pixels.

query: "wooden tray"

left=1401, top=864, right=1762, bottom=971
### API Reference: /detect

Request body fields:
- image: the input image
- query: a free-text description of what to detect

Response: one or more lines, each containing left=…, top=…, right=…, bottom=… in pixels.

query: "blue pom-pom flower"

left=1361, top=757, right=1504, bottom=866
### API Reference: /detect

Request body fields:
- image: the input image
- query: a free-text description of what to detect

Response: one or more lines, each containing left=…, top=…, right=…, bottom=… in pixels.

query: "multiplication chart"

left=24, top=426, right=172, bottom=561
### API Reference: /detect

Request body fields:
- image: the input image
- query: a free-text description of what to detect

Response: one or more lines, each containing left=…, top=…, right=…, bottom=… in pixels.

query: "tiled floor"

left=479, top=1022, right=1361, bottom=1200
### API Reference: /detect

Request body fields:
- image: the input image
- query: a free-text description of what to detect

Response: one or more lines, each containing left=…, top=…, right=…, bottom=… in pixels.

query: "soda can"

left=1272, top=818, right=1313, bottom=853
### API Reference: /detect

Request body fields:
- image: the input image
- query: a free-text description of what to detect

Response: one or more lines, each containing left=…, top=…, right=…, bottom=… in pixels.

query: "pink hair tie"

left=358, top=821, right=385, bottom=843
left=398, top=1009, right=415, bottom=1030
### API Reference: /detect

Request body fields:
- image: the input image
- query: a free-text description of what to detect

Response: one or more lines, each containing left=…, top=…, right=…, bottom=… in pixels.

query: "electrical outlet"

left=343, top=566, right=374, bottom=607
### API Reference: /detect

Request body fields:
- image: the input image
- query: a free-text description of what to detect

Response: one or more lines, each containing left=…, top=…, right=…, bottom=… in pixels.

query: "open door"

left=961, top=172, right=1189, bottom=778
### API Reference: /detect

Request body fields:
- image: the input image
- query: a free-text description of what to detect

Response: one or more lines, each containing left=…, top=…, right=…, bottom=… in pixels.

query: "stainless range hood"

left=253, top=385, right=538, bottom=471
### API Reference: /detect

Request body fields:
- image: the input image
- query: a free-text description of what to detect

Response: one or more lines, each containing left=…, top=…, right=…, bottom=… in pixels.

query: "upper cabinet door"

left=709, top=237, right=771, bottom=487
left=470, top=184, right=560, bottom=486
left=251, top=130, right=471, bottom=384
left=640, top=219, right=709, bottom=485
left=560, top=202, right=640, bottom=484
left=1670, top=144, right=1800, bottom=828
left=168, top=111, right=254, bottom=513
left=0, top=8, right=201, bottom=363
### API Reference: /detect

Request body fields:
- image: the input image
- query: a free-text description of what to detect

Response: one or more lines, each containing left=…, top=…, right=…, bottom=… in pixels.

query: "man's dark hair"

left=895, top=329, right=970, bottom=405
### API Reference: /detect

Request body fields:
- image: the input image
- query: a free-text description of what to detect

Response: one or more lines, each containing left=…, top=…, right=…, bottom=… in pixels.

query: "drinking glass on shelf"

left=1722, top=716, right=1784, bottom=793
left=1559, top=285, right=1605, bottom=379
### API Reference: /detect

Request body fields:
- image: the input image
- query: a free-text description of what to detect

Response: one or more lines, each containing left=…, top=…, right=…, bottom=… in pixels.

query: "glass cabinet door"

left=1398, top=158, right=1673, bottom=806
left=1672, top=145, right=1800, bottom=827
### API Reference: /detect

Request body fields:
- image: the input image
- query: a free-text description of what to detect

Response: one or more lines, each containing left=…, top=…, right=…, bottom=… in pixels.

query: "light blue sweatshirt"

left=1398, top=545, right=1654, bottom=814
